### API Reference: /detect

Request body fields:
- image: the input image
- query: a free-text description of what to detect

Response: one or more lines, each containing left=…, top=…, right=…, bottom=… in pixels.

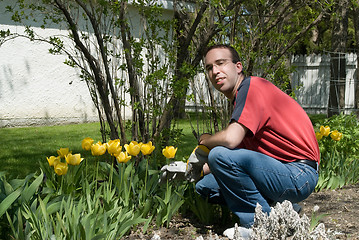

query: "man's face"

left=204, top=48, right=242, bottom=97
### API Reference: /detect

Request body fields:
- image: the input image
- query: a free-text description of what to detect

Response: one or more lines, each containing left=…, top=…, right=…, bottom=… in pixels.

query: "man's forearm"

left=199, top=131, right=232, bottom=149
left=199, top=122, right=248, bottom=149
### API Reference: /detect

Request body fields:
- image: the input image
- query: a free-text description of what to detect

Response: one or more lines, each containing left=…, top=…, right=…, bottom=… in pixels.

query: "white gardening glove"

left=185, top=145, right=210, bottom=182
left=159, top=161, right=187, bottom=183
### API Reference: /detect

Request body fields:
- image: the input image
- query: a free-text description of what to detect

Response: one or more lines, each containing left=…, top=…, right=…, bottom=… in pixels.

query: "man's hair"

left=205, top=44, right=241, bottom=63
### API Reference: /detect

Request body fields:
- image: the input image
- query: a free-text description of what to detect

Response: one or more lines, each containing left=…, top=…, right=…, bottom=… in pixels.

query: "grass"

left=0, top=113, right=326, bottom=179
left=0, top=112, right=329, bottom=179
left=0, top=120, right=199, bottom=179
left=0, top=122, right=103, bottom=178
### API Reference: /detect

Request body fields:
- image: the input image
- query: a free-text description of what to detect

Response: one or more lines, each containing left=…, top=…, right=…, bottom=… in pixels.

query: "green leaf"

left=3, top=178, right=14, bottom=195
left=148, top=169, right=159, bottom=175
left=47, top=201, right=62, bottom=215
left=117, top=217, right=147, bottom=238
left=0, top=187, right=22, bottom=217
left=21, top=171, right=44, bottom=203
left=165, top=199, right=184, bottom=227
left=310, top=212, right=330, bottom=230
left=79, top=221, right=87, bottom=240
left=39, top=198, right=50, bottom=223
left=142, top=198, right=153, bottom=217
left=92, top=234, right=108, bottom=240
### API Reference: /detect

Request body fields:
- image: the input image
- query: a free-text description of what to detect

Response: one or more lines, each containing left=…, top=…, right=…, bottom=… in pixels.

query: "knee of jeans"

left=207, top=146, right=226, bottom=168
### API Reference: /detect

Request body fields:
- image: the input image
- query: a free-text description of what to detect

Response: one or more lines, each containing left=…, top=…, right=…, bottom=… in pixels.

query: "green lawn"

left=0, top=113, right=327, bottom=179
left=0, top=122, right=103, bottom=178
left=0, top=121, right=199, bottom=179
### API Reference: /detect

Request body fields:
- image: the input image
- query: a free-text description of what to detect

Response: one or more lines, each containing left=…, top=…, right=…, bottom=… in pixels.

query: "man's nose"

left=212, top=64, right=220, bottom=74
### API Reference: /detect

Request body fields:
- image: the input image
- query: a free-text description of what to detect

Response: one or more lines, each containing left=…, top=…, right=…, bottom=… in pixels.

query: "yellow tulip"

left=116, top=151, right=132, bottom=163
left=54, top=162, right=68, bottom=176
left=124, top=141, right=141, bottom=156
left=162, top=146, right=177, bottom=159
left=315, top=132, right=323, bottom=141
left=106, top=139, right=122, bottom=156
left=141, top=141, right=155, bottom=155
left=320, top=125, right=330, bottom=137
left=81, top=137, right=94, bottom=151
left=65, top=153, right=84, bottom=166
left=47, top=156, right=61, bottom=167
left=330, top=130, right=343, bottom=141
left=57, top=148, right=71, bottom=159
left=91, top=142, right=107, bottom=156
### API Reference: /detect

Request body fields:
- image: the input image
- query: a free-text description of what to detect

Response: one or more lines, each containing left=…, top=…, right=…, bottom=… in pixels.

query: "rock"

left=151, top=233, right=161, bottom=240
left=247, top=200, right=334, bottom=240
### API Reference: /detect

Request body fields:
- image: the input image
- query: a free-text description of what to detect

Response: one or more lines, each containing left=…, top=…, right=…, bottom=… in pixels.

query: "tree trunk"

left=328, top=0, right=348, bottom=117
left=119, top=1, right=146, bottom=141
left=55, top=0, right=119, bottom=140
left=76, top=0, right=127, bottom=142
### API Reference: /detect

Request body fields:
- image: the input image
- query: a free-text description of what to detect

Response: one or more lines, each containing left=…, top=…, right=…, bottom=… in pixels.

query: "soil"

left=125, top=182, right=359, bottom=240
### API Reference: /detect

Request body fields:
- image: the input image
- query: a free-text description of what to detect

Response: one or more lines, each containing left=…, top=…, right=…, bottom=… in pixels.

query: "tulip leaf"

left=21, top=171, right=44, bottom=203
left=10, top=173, right=35, bottom=190
left=2, top=178, right=14, bottom=196
left=124, top=163, right=133, bottom=180
left=0, top=171, right=6, bottom=179
left=166, top=199, right=185, bottom=225
left=79, top=221, right=86, bottom=240
left=92, top=234, right=108, bottom=240
left=0, top=187, right=22, bottom=218
left=339, top=176, right=346, bottom=188
left=38, top=197, right=50, bottom=224
left=148, top=169, right=159, bottom=175
left=117, top=217, right=147, bottom=237
left=47, top=201, right=62, bottom=215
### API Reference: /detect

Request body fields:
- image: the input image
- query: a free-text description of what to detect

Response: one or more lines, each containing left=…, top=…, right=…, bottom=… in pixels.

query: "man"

left=196, top=44, right=320, bottom=238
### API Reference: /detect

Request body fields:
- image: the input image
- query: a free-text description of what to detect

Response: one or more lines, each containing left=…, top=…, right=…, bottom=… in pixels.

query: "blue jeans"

left=195, top=147, right=318, bottom=228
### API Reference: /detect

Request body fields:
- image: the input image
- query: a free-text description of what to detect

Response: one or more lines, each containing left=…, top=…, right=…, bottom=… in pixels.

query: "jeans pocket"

left=278, top=163, right=317, bottom=202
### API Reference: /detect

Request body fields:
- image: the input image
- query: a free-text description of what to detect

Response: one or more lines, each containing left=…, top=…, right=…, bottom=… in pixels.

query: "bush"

left=313, top=113, right=359, bottom=190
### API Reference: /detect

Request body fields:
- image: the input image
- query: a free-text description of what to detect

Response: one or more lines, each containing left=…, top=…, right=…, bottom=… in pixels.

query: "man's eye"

left=206, top=66, right=213, bottom=71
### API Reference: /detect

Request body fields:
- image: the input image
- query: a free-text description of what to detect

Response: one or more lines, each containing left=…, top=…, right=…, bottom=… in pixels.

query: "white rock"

left=151, top=233, right=161, bottom=240
left=248, top=200, right=334, bottom=240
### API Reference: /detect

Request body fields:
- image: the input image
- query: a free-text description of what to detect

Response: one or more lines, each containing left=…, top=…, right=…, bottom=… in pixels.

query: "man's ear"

left=235, top=62, right=243, bottom=73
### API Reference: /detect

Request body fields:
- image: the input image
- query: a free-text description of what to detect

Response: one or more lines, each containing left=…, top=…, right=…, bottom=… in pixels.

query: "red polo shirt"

left=232, top=76, right=320, bottom=163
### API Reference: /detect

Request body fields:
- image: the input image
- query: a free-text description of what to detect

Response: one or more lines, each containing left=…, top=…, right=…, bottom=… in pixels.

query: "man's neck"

left=229, top=74, right=245, bottom=101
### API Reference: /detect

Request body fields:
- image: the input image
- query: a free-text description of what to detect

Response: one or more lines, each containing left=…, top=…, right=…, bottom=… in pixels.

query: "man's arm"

left=199, top=121, right=248, bottom=175
left=199, top=121, right=248, bottom=150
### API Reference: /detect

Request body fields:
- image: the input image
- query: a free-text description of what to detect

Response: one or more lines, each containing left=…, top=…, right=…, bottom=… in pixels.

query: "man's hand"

left=159, top=161, right=187, bottom=183
left=185, top=145, right=210, bottom=182
left=159, top=145, right=210, bottom=183
left=199, top=133, right=212, bottom=144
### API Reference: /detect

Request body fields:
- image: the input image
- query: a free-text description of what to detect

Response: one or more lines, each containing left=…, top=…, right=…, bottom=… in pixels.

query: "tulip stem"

left=60, top=174, right=64, bottom=195
left=144, top=157, right=148, bottom=195
left=120, top=163, right=124, bottom=191
left=109, top=163, right=113, bottom=188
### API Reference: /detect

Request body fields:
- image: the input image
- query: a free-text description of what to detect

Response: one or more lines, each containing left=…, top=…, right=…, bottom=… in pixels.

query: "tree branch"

left=75, top=0, right=127, bottom=142
left=53, top=0, right=119, bottom=139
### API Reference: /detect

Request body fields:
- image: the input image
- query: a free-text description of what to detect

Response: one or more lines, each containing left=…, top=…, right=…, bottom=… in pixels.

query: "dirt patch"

left=125, top=183, right=359, bottom=239
left=301, top=183, right=359, bottom=239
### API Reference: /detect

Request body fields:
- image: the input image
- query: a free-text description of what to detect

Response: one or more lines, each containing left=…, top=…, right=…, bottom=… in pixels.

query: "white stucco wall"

left=0, top=1, right=177, bottom=128
left=0, top=5, right=100, bottom=127
left=0, top=30, right=100, bottom=127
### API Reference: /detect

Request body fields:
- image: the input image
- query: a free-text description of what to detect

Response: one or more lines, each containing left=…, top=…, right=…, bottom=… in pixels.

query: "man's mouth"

left=216, top=78, right=225, bottom=85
